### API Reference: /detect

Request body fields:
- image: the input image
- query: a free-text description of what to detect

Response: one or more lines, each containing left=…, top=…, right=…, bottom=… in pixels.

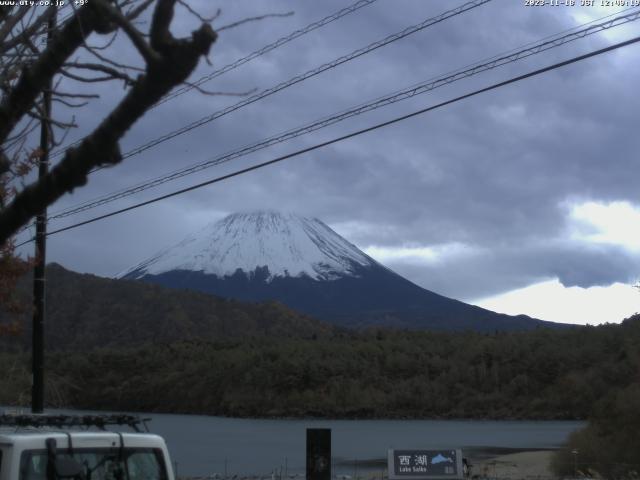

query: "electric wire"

left=9, top=0, right=378, bottom=235
left=120, top=0, right=492, bottom=160
left=46, top=7, right=640, bottom=222
left=15, top=32, right=640, bottom=247
left=154, top=0, right=379, bottom=107
left=47, top=0, right=380, bottom=158
left=41, top=0, right=494, bottom=222
left=49, top=0, right=492, bottom=165
left=13, top=4, right=638, bottom=235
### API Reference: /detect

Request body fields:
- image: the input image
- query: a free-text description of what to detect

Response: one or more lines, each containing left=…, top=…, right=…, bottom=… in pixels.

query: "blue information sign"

left=388, top=449, right=463, bottom=480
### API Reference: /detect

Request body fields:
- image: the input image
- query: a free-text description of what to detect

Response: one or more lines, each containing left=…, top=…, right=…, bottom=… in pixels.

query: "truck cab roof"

left=0, top=431, right=167, bottom=451
left=0, top=415, right=174, bottom=480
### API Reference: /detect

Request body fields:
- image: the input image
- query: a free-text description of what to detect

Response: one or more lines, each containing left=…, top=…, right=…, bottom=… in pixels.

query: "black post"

left=306, top=428, right=331, bottom=480
left=32, top=12, right=55, bottom=414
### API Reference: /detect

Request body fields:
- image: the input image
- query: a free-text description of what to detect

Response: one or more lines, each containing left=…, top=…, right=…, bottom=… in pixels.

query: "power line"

left=119, top=0, right=491, bottom=160
left=46, top=0, right=496, bottom=219
left=46, top=7, right=640, bottom=221
left=48, top=0, right=380, bottom=158
left=154, top=0, right=380, bottom=107
left=49, top=0, right=492, bottom=166
left=16, top=33, right=640, bottom=245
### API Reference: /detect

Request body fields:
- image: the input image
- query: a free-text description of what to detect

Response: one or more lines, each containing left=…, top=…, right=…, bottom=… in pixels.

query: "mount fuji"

left=119, top=211, right=559, bottom=331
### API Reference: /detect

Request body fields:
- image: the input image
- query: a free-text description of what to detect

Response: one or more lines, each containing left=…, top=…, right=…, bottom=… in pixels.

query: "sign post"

left=388, top=449, right=464, bottom=480
left=307, top=428, right=331, bottom=480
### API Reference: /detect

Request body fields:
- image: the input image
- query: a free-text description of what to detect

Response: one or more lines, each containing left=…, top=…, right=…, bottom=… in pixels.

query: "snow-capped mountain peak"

left=118, top=210, right=557, bottom=332
left=119, top=211, right=377, bottom=281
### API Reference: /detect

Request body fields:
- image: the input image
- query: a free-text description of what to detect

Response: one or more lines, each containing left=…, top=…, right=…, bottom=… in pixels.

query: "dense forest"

left=2, top=315, right=638, bottom=420
left=0, top=264, right=333, bottom=351
left=551, top=382, right=640, bottom=478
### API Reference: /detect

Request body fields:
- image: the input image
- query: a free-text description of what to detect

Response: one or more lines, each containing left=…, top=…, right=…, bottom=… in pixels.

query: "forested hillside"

left=552, top=382, right=640, bottom=478
left=2, top=314, right=638, bottom=419
left=1, top=264, right=333, bottom=351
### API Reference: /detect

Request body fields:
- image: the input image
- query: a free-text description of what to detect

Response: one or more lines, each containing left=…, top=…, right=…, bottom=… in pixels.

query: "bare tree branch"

left=0, top=6, right=30, bottom=45
left=4, top=116, right=37, bottom=145
left=0, top=0, right=217, bottom=245
left=177, top=0, right=220, bottom=24
left=83, top=30, right=119, bottom=51
left=52, top=121, right=73, bottom=148
left=52, top=97, right=90, bottom=108
left=64, top=61, right=137, bottom=84
left=48, top=90, right=100, bottom=99
left=3, top=120, right=38, bottom=156
left=0, top=7, right=12, bottom=24
left=0, top=4, right=106, bottom=145
left=0, top=6, right=56, bottom=55
left=92, top=0, right=161, bottom=64
left=182, top=81, right=257, bottom=98
left=149, top=0, right=175, bottom=51
left=60, top=68, right=130, bottom=84
left=27, top=110, right=77, bottom=130
left=81, top=39, right=145, bottom=72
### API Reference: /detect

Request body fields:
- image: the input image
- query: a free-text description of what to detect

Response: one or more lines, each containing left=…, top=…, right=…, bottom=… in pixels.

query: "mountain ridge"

left=122, top=211, right=566, bottom=332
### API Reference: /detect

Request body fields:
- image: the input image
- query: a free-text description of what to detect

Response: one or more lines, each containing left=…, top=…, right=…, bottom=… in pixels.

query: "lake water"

left=139, top=414, right=583, bottom=477
left=3, top=408, right=583, bottom=477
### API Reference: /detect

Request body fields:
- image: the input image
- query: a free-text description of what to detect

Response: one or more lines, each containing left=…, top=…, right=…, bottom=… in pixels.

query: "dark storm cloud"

left=23, top=0, right=640, bottom=298
left=376, top=241, right=640, bottom=301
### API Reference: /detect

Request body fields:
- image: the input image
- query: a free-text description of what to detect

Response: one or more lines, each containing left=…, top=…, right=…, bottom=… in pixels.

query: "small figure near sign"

left=388, top=449, right=465, bottom=480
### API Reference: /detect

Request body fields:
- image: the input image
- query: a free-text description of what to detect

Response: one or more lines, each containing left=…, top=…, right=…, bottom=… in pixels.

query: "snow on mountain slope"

left=117, top=211, right=562, bottom=332
left=118, top=211, right=377, bottom=281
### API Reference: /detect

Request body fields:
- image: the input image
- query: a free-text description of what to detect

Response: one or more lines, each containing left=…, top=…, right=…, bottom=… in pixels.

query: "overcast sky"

left=15, top=0, right=640, bottom=325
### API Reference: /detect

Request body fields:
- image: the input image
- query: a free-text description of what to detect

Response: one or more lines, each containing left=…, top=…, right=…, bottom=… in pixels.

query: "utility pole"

left=32, top=11, right=56, bottom=414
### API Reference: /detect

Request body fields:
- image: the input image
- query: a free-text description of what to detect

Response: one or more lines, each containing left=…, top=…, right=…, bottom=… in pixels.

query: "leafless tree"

left=0, top=0, right=220, bottom=247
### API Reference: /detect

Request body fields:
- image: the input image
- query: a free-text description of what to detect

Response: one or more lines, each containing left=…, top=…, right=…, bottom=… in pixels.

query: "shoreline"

left=463, top=445, right=556, bottom=460
left=179, top=450, right=558, bottom=480
left=0, top=405, right=587, bottom=422
left=467, top=449, right=556, bottom=479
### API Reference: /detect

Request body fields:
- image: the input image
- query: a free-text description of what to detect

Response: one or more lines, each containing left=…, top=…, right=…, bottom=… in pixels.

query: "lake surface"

left=4, top=408, right=583, bottom=477
left=140, top=414, right=583, bottom=477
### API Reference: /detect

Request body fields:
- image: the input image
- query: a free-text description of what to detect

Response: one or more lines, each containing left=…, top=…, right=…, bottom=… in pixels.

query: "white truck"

left=0, top=414, right=175, bottom=480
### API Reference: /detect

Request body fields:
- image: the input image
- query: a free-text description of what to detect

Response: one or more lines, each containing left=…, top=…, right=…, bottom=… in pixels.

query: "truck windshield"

left=20, top=447, right=167, bottom=480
